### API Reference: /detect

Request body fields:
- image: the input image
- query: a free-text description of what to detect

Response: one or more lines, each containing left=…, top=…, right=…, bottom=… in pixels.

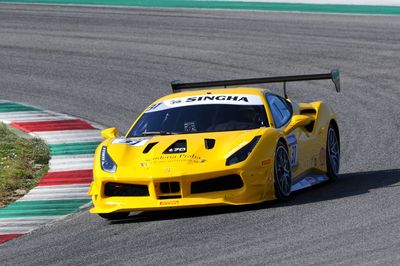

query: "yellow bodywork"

left=89, top=87, right=337, bottom=213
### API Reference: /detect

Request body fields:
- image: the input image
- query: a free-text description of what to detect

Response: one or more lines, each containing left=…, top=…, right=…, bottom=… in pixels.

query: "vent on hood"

left=204, top=139, right=216, bottom=149
left=163, top=140, right=187, bottom=154
left=143, top=142, right=158, bottom=154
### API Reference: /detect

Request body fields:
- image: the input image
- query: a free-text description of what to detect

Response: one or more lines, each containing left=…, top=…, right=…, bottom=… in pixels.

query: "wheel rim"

left=327, top=128, right=340, bottom=174
left=275, top=146, right=291, bottom=196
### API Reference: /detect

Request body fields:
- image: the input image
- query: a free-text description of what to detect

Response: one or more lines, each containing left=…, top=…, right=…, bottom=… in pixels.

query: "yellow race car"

left=89, top=70, right=341, bottom=220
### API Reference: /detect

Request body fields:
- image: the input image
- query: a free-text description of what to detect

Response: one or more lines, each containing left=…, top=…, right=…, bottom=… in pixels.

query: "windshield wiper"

left=141, top=131, right=177, bottom=136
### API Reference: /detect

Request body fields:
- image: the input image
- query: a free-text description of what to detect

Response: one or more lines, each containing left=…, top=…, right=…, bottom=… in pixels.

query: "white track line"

left=0, top=111, right=74, bottom=123
left=0, top=219, right=63, bottom=235
left=49, top=155, right=94, bottom=172
left=34, top=130, right=102, bottom=144
left=0, top=227, right=35, bottom=234
left=22, top=184, right=90, bottom=191
left=17, top=185, right=90, bottom=201
left=0, top=217, right=63, bottom=225
left=17, top=193, right=90, bottom=201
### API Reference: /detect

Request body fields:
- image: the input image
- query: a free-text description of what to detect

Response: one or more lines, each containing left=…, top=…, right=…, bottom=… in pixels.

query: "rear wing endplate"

left=171, top=69, right=341, bottom=96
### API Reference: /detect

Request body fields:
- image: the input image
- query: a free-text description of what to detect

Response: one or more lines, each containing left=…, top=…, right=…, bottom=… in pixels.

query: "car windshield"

left=128, top=102, right=269, bottom=137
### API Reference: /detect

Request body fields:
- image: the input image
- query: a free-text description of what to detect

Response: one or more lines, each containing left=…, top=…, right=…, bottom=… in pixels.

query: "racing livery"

left=89, top=70, right=341, bottom=220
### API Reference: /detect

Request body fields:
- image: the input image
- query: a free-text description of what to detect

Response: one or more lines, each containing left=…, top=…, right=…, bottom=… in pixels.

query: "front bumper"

left=89, top=168, right=275, bottom=213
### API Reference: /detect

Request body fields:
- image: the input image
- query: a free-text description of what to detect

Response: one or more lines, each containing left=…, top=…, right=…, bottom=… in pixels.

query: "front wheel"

left=98, top=212, right=130, bottom=221
left=274, top=142, right=292, bottom=200
left=326, top=125, right=340, bottom=180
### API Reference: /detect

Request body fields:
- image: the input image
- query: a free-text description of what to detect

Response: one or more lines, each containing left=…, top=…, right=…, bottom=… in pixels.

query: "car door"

left=265, top=93, right=307, bottom=178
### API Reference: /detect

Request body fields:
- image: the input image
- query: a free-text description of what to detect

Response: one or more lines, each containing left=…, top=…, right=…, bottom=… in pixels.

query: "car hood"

left=104, top=129, right=265, bottom=175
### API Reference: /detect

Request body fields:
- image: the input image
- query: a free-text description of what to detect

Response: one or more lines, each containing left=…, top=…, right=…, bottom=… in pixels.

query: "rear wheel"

left=98, top=212, right=130, bottom=221
left=274, top=142, right=292, bottom=200
left=326, top=125, right=340, bottom=180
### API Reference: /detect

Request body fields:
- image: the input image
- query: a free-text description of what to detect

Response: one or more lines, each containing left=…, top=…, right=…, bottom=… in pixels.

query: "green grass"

left=0, top=123, right=50, bottom=207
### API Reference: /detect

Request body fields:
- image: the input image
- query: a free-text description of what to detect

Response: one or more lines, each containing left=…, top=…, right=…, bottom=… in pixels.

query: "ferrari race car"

left=89, top=70, right=341, bottom=220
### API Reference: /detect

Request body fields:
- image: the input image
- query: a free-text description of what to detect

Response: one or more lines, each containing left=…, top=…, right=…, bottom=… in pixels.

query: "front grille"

left=191, top=175, right=243, bottom=194
left=104, top=182, right=149, bottom=197
left=160, top=182, right=180, bottom=194
left=159, top=195, right=182, bottom=200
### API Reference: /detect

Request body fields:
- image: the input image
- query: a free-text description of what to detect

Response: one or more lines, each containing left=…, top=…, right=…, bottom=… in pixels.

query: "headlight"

left=226, top=136, right=261, bottom=166
left=100, top=146, right=117, bottom=173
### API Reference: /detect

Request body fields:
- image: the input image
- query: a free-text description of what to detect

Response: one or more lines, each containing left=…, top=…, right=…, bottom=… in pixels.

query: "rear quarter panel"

left=292, top=101, right=337, bottom=178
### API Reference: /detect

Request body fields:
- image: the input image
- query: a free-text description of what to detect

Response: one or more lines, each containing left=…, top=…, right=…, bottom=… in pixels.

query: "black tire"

left=326, top=124, right=340, bottom=180
left=98, top=212, right=130, bottom=221
left=274, top=141, right=292, bottom=200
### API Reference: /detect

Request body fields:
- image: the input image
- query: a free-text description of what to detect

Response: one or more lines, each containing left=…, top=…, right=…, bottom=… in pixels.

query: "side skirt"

left=290, top=175, right=329, bottom=192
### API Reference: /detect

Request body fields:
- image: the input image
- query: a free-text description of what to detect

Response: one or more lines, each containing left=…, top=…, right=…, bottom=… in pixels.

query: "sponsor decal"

left=291, top=175, right=329, bottom=192
left=319, top=147, right=326, bottom=167
left=112, top=137, right=152, bottom=146
left=145, top=94, right=264, bottom=113
left=224, top=141, right=248, bottom=159
left=145, top=153, right=206, bottom=164
left=160, top=200, right=179, bottom=206
left=170, top=99, right=182, bottom=105
left=261, top=159, right=272, bottom=166
left=184, top=121, right=197, bottom=132
left=313, top=156, right=318, bottom=168
left=306, top=176, right=318, bottom=185
left=167, top=147, right=186, bottom=153
left=185, top=95, right=249, bottom=103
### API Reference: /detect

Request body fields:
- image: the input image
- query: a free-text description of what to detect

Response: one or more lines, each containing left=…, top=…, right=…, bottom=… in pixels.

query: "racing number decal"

left=290, top=144, right=298, bottom=167
left=112, top=137, right=152, bottom=146
left=287, top=134, right=298, bottom=167
left=128, top=139, right=146, bottom=146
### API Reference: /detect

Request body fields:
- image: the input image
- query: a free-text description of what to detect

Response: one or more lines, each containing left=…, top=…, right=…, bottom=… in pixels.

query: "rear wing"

left=171, top=69, right=340, bottom=97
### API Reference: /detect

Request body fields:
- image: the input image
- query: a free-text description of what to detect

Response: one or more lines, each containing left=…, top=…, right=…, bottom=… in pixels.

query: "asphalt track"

left=0, top=3, right=400, bottom=265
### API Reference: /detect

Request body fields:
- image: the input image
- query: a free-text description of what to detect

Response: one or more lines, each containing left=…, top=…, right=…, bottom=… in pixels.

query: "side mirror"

left=101, top=127, right=118, bottom=139
left=284, top=115, right=311, bottom=135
